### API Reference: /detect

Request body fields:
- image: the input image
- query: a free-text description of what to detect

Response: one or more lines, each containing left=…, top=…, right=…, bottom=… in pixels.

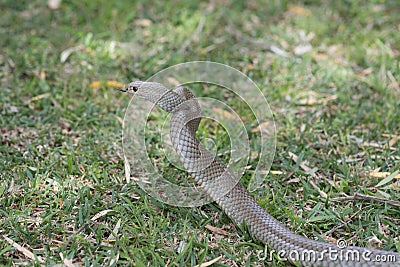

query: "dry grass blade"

left=383, top=134, right=400, bottom=150
left=375, top=171, right=399, bottom=188
left=60, top=253, right=76, bottom=267
left=108, top=218, right=122, bottom=240
left=369, top=171, right=400, bottom=179
left=193, top=256, right=222, bottom=267
left=91, top=209, right=114, bottom=221
left=3, top=235, right=45, bottom=263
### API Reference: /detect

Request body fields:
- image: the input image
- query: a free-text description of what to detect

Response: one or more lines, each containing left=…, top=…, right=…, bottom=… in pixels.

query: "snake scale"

left=121, top=81, right=400, bottom=266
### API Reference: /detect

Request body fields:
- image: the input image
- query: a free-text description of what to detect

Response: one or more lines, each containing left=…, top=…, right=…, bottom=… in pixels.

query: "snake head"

left=120, top=81, right=144, bottom=93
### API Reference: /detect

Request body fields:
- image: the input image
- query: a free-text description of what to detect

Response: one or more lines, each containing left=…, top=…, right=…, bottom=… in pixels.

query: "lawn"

left=1, top=0, right=400, bottom=266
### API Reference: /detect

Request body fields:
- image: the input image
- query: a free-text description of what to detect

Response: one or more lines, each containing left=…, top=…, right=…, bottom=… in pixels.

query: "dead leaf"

left=312, top=52, right=328, bottom=61
left=194, top=256, right=222, bottom=267
left=387, top=71, right=399, bottom=91
left=135, top=19, right=152, bottom=27
left=270, top=45, right=290, bottom=57
left=375, top=171, right=399, bottom=187
left=108, top=218, right=122, bottom=240
left=29, top=93, right=50, bottom=103
left=294, top=44, right=312, bottom=55
left=60, top=253, right=75, bottom=267
left=212, top=107, right=235, bottom=119
left=116, top=116, right=124, bottom=125
left=287, top=177, right=300, bottom=183
left=3, top=236, right=44, bottom=263
left=297, top=93, right=337, bottom=106
left=369, top=172, right=400, bottom=179
left=91, top=209, right=114, bottom=221
left=6, top=105, right=19, bottom=113
left=205, top=225, right=229, bottom=236
left=60, top=45, right=84, bottom=63
left=48, top=0, right=61, bottom=10
left=166, top=77, right=181, bottom=86
left=366, top=235, right=383, bottom=248
left=320, top=235, right=338, bottom=244
left=383, top=135, right=400, bottom=149
left=251, top=121, right=272, bottom=133
left=90, top=80, right=124, bottom=89
left=39, top=70, right=46, bottom=79
left=109, top=253, right=120, bottom=266
left=90, top=81, right=101, bottom=88
left=106, top=81, right=124, bottom=88
left=288, top=5, right=312, bottom=16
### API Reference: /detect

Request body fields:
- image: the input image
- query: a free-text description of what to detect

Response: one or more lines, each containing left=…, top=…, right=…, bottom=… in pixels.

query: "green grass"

left=1, top=0, right=400, bottom=266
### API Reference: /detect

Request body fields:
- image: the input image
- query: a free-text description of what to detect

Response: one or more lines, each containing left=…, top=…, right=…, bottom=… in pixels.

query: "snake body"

left=123, top=81, right=400, bottom=266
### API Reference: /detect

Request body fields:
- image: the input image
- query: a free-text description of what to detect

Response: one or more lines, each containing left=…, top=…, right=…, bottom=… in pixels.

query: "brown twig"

left=330, top=193, right=400, bottom=208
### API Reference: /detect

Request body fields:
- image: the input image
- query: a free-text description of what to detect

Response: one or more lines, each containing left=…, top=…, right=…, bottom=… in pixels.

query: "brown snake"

left=121, top=81, right=400, bottom=266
